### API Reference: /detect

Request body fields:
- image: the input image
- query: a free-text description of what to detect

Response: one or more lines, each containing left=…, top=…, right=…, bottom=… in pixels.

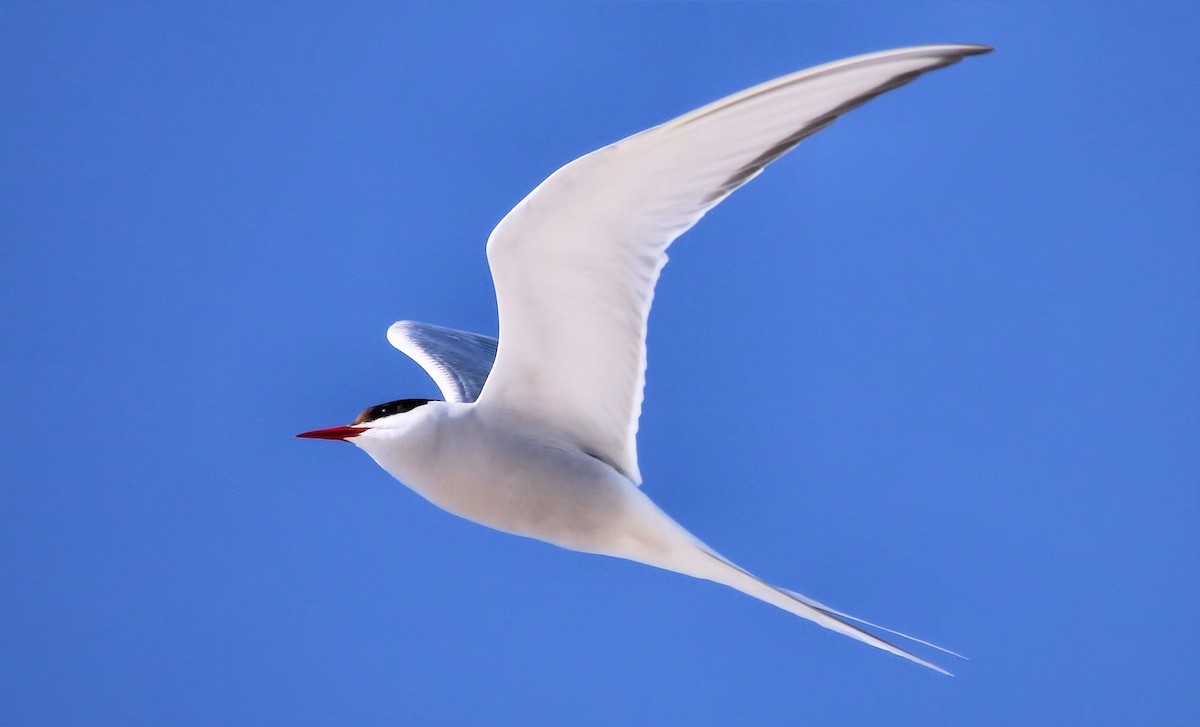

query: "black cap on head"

left=352, top=398, right=434, bottom=425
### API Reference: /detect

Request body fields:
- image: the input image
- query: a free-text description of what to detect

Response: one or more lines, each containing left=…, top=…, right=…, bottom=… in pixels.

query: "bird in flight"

left=299, top=44, right=992, bottom=674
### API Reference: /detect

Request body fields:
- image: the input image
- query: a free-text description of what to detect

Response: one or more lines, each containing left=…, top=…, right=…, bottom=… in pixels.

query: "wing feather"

left=476, top=45, right=991, bottom=482
left=387, top=321, right=497, bottom=403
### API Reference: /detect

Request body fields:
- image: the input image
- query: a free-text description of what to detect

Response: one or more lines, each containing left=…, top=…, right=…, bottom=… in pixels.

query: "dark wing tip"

left=959, top=44, right=995, bottom=56
left=706, top=48, right=987, bottom=205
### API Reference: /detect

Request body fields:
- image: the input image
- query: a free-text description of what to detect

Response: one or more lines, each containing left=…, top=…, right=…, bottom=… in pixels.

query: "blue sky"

left=2, top=3, right=1198, bottom=725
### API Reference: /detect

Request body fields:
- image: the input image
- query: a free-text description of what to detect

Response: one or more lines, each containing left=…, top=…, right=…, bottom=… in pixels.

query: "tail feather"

left=694, top=548, right=955, bottom=675
left=604, top=494, right=957, bottom=674
left=781, top=588, right=966, bottom=660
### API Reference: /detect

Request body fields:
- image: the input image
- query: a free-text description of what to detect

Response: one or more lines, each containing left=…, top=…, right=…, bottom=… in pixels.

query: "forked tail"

left=690, top=547, right=962, bottom=675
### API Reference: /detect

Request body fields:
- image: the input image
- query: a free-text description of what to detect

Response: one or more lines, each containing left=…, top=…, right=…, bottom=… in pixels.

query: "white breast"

left=357, top=403, right=651, bottom=554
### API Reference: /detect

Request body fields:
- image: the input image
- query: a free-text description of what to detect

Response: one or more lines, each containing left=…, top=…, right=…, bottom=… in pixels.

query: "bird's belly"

left=400, top=436, right=638, bottom=554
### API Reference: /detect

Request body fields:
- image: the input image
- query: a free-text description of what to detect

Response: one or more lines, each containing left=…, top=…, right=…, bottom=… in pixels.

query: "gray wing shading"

left=477, top=44, right=993, bottom=484
left=386, top=320, right=498, bottom=403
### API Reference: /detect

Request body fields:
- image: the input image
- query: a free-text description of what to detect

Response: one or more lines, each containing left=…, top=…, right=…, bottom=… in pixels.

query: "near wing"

left=476, top=44, right=992, bottom=483
left=387, top=321, right=498, bottom=403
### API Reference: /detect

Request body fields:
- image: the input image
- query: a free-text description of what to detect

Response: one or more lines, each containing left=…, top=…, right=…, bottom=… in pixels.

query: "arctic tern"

left=299, top=44, right=991, bottom=674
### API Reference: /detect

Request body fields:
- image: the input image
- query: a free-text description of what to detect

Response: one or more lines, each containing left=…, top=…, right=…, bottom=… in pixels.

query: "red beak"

left=296, top=425, right=367, bottom=441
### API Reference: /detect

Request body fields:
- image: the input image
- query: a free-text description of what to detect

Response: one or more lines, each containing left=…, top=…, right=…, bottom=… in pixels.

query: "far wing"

left=476, top=45, right=991, bottom=483
left=387, top=320, right=497, bottom=403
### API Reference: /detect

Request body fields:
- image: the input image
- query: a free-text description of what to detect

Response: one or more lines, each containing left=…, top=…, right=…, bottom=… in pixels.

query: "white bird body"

left=349, top=400, right=954, bottom=672
left=300, top=44, right=992, bottom=674
left=357, top=402, right=652, bottom=556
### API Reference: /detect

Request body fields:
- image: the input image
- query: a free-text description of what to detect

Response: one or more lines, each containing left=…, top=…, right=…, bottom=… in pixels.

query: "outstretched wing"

left=387, top=321, right=497, bottom=403
left=476, top=45, right=991, bottom=483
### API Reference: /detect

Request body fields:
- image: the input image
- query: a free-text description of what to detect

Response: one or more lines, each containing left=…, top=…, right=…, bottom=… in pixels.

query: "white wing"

left=387, top=321, right=497, bottom=403
left=476, top=45, right=992, bottom=483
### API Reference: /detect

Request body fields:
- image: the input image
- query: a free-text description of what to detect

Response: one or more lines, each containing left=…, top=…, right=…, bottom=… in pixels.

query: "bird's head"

left=296, top=398, right=436, bottom=446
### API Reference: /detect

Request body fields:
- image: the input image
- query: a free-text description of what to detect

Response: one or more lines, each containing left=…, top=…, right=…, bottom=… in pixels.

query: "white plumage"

left=300, top=44, right=991, bottom=674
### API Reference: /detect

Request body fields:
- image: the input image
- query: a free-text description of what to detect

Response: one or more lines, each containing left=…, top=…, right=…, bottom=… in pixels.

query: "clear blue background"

left=3, top=3, right=1197, bottom=725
